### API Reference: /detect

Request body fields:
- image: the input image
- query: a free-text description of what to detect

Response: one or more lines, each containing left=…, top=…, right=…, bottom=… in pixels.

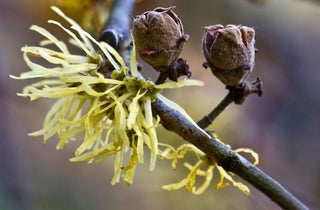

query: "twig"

left=197, top=90, right=234, bottom=129
left=155, top=72, right=168, bottom=85
left=100, top=0, right=134, bottom=51
left=197, top=78, right=263, bottom=129
left=99, top=1, right=308, bottom=209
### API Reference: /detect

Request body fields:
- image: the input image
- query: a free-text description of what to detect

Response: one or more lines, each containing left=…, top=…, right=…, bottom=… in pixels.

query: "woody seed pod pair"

left=133, top=7, right=256, bottom=87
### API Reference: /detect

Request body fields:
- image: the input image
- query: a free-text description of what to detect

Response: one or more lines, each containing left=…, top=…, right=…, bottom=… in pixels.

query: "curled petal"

left=192, top=165, right=215, bottom=195
left=235, top=148, right=259, bottom=165
left=217, top=165, right=250, bottom=195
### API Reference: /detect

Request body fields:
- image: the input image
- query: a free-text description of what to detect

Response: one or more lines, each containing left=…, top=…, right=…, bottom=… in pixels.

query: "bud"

left=132, top=7, right=188, bottom=71
left=202, top=24, right=255, bottom=86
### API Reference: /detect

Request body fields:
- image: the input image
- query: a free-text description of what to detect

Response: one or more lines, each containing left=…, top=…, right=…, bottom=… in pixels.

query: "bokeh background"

left=1, top=0, right=320, bottom=209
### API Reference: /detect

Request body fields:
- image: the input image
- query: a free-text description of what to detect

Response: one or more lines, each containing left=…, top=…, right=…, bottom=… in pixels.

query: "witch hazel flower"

left=11, top=6, right=203, bottom=185
left=159, top=137, right=259, bottom=195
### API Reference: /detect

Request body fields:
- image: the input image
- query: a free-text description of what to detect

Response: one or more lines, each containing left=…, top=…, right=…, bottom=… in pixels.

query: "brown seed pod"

left=202, top=24, right=256, bottom=86
left=132, top=7, right=188, bottom=71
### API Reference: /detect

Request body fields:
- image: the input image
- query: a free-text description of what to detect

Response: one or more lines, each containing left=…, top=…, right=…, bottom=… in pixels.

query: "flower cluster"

left=12, top=6, right=259, bottom=195
left=11, top=6, right=202, bottom=185
left=159, top=136, right=259, bottom=195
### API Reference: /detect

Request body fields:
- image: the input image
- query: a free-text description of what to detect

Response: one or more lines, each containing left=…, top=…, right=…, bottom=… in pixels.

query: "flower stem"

left=197, top=78, right=263, bottom=129
left=197, top=91, right=234, bottom=129
left=155, top=72, right=168, bottom=85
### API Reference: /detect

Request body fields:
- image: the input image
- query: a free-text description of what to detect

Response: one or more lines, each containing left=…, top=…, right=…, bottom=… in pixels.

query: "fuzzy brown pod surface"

left=202, top=24, right=256, bottom=87
left=132, top=7, right=189, bottom=71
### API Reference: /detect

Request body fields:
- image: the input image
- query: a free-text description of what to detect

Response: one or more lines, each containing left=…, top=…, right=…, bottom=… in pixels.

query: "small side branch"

left=197, top=91, right=234, bottom=129
left=197, top=78, right=263, bottom=129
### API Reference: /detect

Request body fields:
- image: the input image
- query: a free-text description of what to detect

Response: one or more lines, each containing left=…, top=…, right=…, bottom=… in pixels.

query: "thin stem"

left=99, top=0, right=134, bottom=71
left=155, top=72, right=168, bottom=85
left=100, top=0, right=134, bottom=50
left=197, top=91, right=234, bottom=129
left=197, top=79, right=263, bottom=129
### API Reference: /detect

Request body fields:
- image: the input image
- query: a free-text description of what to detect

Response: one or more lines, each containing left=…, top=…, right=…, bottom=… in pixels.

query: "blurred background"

left=1, top=0, right=320, bottom=209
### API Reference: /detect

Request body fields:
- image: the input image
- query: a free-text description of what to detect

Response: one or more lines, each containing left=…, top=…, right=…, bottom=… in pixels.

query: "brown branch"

left=99, top=1, right=308, bottom=209
left=152, top=99, right=308, bottom=210
left=100, top=0, right=134, bottom=51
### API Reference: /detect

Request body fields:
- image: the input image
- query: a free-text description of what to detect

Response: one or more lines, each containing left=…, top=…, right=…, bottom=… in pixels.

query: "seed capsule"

left=202, top=24, right=256, bottom=86
left=132, top=7, right=188, bottom=71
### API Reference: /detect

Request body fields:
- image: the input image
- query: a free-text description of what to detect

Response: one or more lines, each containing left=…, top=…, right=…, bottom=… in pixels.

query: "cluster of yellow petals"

left=159, top=141, right=259, bottom=195
left=11, top=6, right=202, bottom=186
